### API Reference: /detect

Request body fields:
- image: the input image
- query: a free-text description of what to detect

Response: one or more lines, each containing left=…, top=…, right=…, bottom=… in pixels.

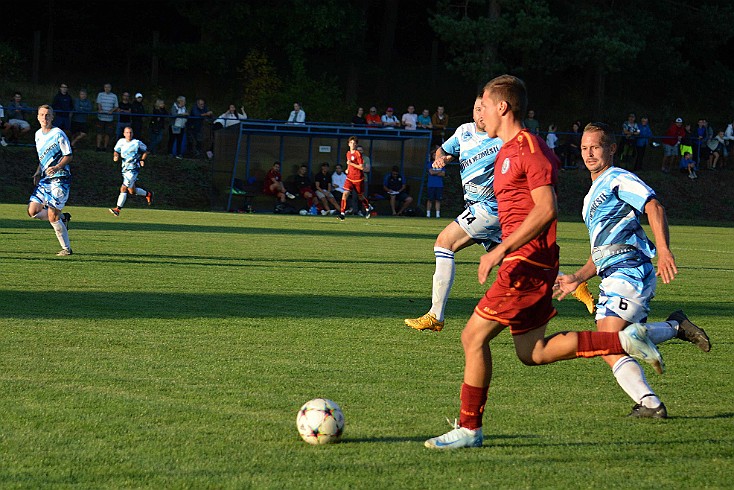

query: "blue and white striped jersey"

left=442, top=122, right=502, bottom=213
left=35, top=127, right=71, bottom=181
left=583, top=166, right=657, bottom=272
left=114, top=138, right=148, bottom=171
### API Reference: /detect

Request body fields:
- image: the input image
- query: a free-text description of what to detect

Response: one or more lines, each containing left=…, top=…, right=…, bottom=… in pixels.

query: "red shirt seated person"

left=262, top=161, right=294, bottom=202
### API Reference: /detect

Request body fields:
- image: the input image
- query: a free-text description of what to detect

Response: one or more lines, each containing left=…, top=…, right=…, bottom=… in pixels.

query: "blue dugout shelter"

left=214, top=121, right=433, bottom=212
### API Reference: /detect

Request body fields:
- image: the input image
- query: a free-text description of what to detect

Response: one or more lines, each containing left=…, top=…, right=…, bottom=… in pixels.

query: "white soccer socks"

left=429, top=247, right=455, bottom=322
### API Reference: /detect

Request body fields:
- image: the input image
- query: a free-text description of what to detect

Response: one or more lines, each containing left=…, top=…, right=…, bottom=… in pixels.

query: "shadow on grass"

left=0, top=290, right=489, bottom=320
left=0, top=217, right=439, bottom=240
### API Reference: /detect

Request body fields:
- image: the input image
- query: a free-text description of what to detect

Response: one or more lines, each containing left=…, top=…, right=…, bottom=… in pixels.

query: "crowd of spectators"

left=2, top=83, right=732, bottom=182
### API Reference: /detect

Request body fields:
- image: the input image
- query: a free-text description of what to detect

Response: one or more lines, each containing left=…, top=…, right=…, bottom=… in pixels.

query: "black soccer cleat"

left=628, top=402, right=668, bottom=419
left=668, top=310, right=711, bottom=352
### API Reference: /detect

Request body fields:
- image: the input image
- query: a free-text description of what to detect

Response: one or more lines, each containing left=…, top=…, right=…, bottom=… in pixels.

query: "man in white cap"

left=130, top=93, right=145, bottom=138
left=661, top=117, right=685, bottom=173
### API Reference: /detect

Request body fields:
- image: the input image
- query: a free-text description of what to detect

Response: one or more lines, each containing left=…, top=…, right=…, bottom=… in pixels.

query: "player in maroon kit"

left=424, top=75, right=665, bottom=450
left=338, top=136, right=373, bottom=220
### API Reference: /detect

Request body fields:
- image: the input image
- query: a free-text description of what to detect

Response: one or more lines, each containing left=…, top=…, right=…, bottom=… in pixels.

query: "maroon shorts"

left=474, top=257, right=559, bottom=335
left=343, top=179, right=364, bottom=196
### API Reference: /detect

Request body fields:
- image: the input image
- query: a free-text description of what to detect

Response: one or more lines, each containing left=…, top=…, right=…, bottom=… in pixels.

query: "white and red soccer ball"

left=296, top=398, right=344, bottom=445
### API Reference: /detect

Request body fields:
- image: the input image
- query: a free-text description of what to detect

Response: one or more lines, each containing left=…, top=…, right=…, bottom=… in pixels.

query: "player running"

left=405, top=97, right=593, bottom=332
left=338, top=136, right=373, bottom=221
left=28, top=105, right=73, bottom=256
left=425, top=75, right=664, bottom=450
left=109, top=126, right=153, bottom=217
left=554, top=122, right=710, bottom=418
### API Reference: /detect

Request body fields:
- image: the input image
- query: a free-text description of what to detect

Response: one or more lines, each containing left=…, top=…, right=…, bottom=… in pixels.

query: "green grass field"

left=1, top=204, right=732, bottom=489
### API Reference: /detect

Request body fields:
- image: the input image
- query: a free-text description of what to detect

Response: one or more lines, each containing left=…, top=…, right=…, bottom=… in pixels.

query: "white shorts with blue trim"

left=455, top=203, right=502, bottom=251
left=29, top=178, right=70, bottom=210
left=122, top=169, right=140, bottom=188
left=596, top=261, right=656, bottom=324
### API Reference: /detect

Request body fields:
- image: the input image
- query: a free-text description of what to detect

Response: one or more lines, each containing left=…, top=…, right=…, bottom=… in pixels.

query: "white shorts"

left=29, top=178, right=70, bottom=210
left=122, top=169, right=139, bottom=188
left=455, top=204, right=502, bottom=251
left=596, top=260, right=656, bottom=323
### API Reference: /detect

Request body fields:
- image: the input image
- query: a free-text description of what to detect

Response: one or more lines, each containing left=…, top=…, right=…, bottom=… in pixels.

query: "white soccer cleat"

left=424, top=419, right=483, bottom=449
left=619, top=323, right=665, bottom=374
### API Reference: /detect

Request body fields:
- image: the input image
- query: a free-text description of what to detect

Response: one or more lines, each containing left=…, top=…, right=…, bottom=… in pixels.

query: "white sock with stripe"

left=429, top=247, right=455, bottom=321
left=612, top=356, right=661, bottom=408
left=51, top=219, right=70, bottom=250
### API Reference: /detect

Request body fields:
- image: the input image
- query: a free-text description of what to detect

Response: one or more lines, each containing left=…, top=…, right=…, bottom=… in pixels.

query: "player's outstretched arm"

left=645, top=198, right=677, bottom=284
left=432, top=147, right=454, bottom=168
left=554, top=257, right=596, bottom=300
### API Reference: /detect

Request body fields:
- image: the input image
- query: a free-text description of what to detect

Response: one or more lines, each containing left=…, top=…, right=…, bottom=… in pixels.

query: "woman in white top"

left=168, top=96, right=188, bottom=158
left=214, top=104, right=248, bottom=129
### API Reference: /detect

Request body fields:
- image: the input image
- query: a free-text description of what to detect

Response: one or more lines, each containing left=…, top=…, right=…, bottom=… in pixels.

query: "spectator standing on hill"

left=168, top=96, right=188, bottom=159
left=661, top=117, right=685, bottom=173
left=402, top=105, right=418, bottom=130
left=28, top=105, right=73, bottom=256
left=381, top=107, right=400, bottom=129
left=692, top=118, right=708, bottom=166
left=116, top=92, right=133, bottom=139
left=148, top=99, right=167, bottom=154
left=425, top=145, right=444, bottom=218
left=634, top=116, right=652, bottom=171
left=523, top=109, right=540, bottom=135
left=555, top=122, right=710, bottom=419
left=424, top=75, right=664, bottom=451
left=352, top=107, right=366, bottom=126
left=70, top=89, right=93, bottom=149
left=188, top=98, right=213, bottom=158
left=109, top=126, right=153, bottom=217
left=723, top=118, right=734, bottom=162
left=95, top=83, right=118, bottom=152
left=546, top=124, right=559, bottom=163
left=51, top=83, right=73, bottom=133
left=619, top=113, right=640, bottom=165
left=707, top=130, right=725, bottom=170
left=6, top=92, right=32, bottom=142
left=431, top=105, right=448, bottom=144
left=563, top=121, right=583, bottom=168
left=417, top=109, right=433, bottom=129
left=287, top=102, right=306, bottom=125
left=365, top=106, right=382, bottom=127
left=130, top=93, right=146, bottom=139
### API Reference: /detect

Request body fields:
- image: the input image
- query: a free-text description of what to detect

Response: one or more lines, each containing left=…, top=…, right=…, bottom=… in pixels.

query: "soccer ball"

left=296, top=398, right=344, bottom=445
left=299, top=209, right=308, bottom=215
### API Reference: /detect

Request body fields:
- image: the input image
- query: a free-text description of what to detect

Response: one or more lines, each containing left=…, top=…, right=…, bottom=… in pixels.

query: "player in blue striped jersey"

left=28, top=105, right=73, bottom=256
left=405, top=97, right=503, bottom=331
left=109, top=126, right=153, bottom=217
left=555, top=122, right=710, bottom=418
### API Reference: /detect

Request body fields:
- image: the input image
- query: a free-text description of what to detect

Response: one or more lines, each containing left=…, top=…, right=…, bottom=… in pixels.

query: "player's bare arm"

left=433, top=147, right=453, bottom=168
left=554, top=256, right=596, bottom=300
left=644, top=197, right=677, bottom=284
left=478, top=185, right=557, bottom=284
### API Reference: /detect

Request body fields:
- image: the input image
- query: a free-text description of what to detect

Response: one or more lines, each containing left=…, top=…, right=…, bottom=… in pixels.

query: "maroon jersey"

left=493, top=130, right=559, bottom=268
